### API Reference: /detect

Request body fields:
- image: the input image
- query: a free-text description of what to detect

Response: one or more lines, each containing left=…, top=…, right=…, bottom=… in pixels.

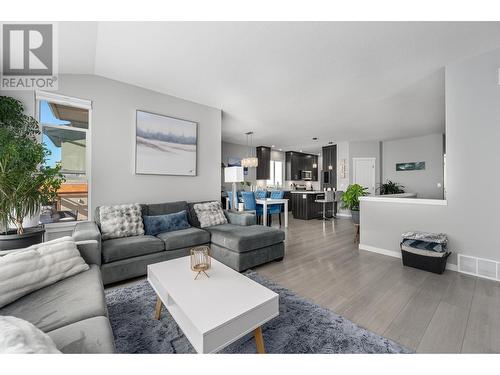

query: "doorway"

left=352, top=157, right=376, bottom=195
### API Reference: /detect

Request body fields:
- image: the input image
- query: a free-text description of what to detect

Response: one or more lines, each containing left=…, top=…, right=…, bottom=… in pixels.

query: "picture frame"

left=135, top=110, right=198, bottom=176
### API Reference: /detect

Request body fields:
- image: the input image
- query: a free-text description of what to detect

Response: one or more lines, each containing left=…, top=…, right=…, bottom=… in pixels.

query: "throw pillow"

left=193, top=201, right=228, bottom=228
left=99, top=203, right=145, bottom=240
left=143, top=210, right=191, bottom=236
left=0, top=316, right=61, bottom=354
left=0, top=236, right=89, bottom=309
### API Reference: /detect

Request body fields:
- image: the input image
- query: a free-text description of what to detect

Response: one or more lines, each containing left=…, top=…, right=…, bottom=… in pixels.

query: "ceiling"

left=58, top=22, right=500, bottom=153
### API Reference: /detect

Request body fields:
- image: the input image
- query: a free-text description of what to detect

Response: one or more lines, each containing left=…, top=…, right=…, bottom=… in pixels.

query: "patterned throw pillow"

left=99, top=204, right=145, bottom=240
left=193, top=201, right=228, bottom=228
left=143, top=210, right=191, bottom=236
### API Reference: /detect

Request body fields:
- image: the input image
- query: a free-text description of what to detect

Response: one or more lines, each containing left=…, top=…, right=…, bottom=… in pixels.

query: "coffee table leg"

left=154, top=295, right=163, bottom=320
left=254, top=326, right=265, bottom=354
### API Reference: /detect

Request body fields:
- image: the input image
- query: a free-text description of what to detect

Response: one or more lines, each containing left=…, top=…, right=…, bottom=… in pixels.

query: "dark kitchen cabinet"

left=256, top=146, right=271, bottom=180
left=285, top=151, right=319, bottom=181
left=321, top=145, right=337, bottom=189
left=291, top=193, right=323, bottom=220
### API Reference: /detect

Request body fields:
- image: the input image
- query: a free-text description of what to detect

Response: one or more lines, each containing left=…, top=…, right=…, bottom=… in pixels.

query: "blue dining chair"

left=268, top=191, right=285, bottom=226
left=227, top=191, right=234, bottom=209
left=254, top=190, right=267, bottom=199
left=241, top=191, right=264, bottom=225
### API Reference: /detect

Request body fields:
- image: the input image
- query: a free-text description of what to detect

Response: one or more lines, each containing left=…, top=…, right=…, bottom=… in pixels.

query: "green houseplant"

left=377, top=180, right=405, bottom=195
left=341, top=184, right=369, bottom=224
left=0, top=96, right=64, bottom=250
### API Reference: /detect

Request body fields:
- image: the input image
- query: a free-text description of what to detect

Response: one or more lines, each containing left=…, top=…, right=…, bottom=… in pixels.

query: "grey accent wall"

left=348, top=140, right=382, bottom=189
left=361, top=46, right=500, bottom=264
left=1, top=74, right=222, bottom=216
left=382, top=133, right=445, bottom=199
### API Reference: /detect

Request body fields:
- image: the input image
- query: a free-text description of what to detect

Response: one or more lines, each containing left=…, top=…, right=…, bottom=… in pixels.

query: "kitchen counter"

left=290, top=191, right=324, bottom=194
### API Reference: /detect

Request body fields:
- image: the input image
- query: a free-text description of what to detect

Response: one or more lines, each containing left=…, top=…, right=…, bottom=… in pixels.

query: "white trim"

left=35, top=92, right=93, bottom=223
left=35, top=90, right=92, bottom=110
left=358, top=243, right=457, bottom=271
left=360, top=196, right=448, bottom=206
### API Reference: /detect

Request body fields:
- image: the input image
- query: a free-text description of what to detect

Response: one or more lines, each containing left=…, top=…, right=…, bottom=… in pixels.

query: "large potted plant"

left=0, top=96, right=64, bottom=250
left=377, top=180, right=405, bottom=195
left=341, top=184, right=368, bottom=224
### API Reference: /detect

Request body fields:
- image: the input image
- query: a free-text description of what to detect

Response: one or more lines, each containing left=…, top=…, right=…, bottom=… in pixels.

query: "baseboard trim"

left=358, top=243, right=457, bottom=272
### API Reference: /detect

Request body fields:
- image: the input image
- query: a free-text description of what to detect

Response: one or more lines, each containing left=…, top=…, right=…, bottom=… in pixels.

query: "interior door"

left=352, top=158, right=376, bottom=195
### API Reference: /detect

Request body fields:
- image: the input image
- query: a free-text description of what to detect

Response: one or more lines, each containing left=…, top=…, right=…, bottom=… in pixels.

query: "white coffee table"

left=147, top=256, right=279, bottom=353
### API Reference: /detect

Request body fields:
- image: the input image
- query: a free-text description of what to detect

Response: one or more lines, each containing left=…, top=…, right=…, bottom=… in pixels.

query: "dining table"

left=256, top=198, right=289, bottom=227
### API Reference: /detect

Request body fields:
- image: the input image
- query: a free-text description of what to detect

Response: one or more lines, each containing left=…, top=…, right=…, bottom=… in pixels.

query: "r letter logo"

left=1, top=23, right=58, bottom=90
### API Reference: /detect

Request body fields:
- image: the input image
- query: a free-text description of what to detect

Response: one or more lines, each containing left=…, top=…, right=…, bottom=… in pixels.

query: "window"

left=267, top=160, right=283, bottom=187
left=36, top=93, right=91, bottom=224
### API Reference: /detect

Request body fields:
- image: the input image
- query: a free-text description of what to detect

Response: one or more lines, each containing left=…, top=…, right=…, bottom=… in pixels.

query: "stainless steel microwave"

left=301, top=170, right=312, bottom=180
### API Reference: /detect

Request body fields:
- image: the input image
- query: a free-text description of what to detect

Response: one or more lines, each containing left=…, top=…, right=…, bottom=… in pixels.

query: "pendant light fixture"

left=241, top=131, right=259, bottom=168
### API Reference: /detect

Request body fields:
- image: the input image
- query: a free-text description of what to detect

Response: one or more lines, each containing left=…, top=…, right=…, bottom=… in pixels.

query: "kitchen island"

left=290, top=191, right=326, bottom=220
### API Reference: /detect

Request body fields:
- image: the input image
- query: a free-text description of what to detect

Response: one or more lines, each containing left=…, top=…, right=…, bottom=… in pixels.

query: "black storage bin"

left=401, top=247, right=450, bottom=274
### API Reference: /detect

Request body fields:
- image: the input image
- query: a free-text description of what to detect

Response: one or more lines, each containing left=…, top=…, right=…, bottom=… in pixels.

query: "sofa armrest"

left=73, top=221, right=102, bottom=266
left=224, top=210, right=257, bottom=226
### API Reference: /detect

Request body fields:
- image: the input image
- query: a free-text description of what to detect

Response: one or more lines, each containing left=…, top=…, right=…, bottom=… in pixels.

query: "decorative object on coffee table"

left=190, top=246, right=211, bottom=280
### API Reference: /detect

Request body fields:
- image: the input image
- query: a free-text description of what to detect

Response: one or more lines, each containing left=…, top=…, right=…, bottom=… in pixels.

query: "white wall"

left=382, top=133, right=444, bottom=199
left=361, top=46, right=500, bottom=264
left=1, top=74, right=222, bottom=217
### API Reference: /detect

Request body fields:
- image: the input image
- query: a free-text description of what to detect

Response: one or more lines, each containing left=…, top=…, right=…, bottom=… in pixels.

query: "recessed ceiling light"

left=299, top=149, right=303, bottom=152
left=278, top=148, right=282, bottom=151
left=271, top=145, right=275, bottom=148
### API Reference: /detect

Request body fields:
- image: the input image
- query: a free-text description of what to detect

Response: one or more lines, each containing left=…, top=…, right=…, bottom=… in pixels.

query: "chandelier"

left=241, top=131, right=258, bottom=168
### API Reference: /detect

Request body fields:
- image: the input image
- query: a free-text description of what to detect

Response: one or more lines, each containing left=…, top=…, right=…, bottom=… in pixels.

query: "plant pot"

left=0, top=226, right=45, bottom=251
left=351, top=210, right=360, bottom=224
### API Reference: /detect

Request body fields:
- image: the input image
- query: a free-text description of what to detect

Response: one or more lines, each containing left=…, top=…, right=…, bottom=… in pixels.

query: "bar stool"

left=315, top=190, right=334, bottom=221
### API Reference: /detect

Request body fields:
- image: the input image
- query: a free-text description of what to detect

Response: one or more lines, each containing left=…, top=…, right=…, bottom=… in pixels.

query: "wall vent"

left=458, top=254, right=500, bottom=281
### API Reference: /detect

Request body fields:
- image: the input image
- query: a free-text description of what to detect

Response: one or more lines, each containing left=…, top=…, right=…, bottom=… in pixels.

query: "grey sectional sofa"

left=73, top=201, right=285, bottom=285
left=0, top=242, right=115, bottom=353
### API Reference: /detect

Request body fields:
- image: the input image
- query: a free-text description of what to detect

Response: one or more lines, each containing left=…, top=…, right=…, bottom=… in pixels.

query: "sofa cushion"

left=157, top=227, right=210, bottom=251
left=47, top=316, right=115, bottom=354
left=101, top=235, right=164, bottom=263
left=95, top=205, right=147, bottom=230
left=0, top=265, right=106, bottom=333
left=186, top=201, right=211, bottom=227
left=99, top=204, right=145, bottom=240
left=205, top=224, right=285, bottom=253
left=146, top=201, right=187, bottom=216
left=0, top=316, right=61, bottom=354
left=143, top=210, right=191, bottom=236
left=0, top=236, right=89, bottom=309
left=193, top=201, right=228, bottom=228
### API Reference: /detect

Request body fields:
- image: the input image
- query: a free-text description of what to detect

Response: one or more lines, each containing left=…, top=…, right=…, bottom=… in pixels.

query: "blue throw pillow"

left=143, top=210, right=191, bottom=236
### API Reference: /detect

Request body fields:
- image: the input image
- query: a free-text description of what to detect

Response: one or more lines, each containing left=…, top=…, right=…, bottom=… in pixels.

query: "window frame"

left=35, top=91, right=93, bottom=226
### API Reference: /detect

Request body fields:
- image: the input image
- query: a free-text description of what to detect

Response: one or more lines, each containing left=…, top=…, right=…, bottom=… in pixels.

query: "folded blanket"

left=401, top=244, right=448, bottom=258
left=401, top=231, right=447, bottom=245
left=402, top=239, right=445, bottom=253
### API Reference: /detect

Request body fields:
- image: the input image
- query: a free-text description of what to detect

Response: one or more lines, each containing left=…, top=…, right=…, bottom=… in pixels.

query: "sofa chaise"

left=72, top=200, right=285, bottom=285
left=0, top=241, right=115, bottom=353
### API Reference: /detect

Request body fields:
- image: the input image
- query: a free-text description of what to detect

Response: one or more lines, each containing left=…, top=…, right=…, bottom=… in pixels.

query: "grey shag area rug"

left=105, top=271, right=410, bottom=354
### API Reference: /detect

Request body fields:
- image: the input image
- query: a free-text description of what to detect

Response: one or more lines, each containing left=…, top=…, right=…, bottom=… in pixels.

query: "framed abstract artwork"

left=135, top=110, right=197, bottom=176
left=396, top=161, right=425, bottom=171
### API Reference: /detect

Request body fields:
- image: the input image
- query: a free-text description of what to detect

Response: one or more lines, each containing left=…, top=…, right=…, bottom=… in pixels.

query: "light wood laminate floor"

left=256, top=216, right=500, bottom=353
